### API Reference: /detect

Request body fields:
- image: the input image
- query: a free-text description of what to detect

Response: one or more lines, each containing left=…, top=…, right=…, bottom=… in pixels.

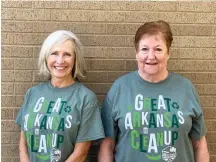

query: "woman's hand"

left=98, top=138, right=115, bottom=162
left=65, top=141, right=91, bottom=162
left=19, top=131, right=30, bottom=162
left=192, top=136, right=209, bottom=162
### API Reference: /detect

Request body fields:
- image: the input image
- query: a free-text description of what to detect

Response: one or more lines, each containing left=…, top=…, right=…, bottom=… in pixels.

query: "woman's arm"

left=19, top=131, right=30, bottom=162
left=98, top=137, right=115, bottom=162
left=192, top=136, right=209, bottom=162
left=65, top=141, right=91, bottom=162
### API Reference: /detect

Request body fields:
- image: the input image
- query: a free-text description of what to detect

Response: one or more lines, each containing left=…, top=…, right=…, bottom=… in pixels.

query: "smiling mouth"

left=54, top=66, right=66, bottom=70
left=146, top=63, right=158, bottom=65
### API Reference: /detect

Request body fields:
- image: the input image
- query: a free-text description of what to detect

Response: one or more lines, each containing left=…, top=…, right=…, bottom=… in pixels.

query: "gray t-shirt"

left=102, top=71, right=206, bottom=162
left=16, top=81, right=104, bottom=162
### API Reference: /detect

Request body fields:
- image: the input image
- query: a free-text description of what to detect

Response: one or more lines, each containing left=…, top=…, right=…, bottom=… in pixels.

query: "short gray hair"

left=38, top=30, right=86, bottom=80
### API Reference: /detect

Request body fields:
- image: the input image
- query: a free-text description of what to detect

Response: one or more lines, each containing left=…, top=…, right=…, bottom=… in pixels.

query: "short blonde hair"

left=38, top=30, right=86, bottom=80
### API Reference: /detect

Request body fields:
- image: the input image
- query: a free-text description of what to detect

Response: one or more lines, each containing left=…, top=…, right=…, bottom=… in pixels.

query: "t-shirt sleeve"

left=188, top=83, right=207, bottom=140
left=101, top=84, right=119, bottom=140
left=76, top=96, right=105, bottom=142
left=15, top=89, right=30, bottom=131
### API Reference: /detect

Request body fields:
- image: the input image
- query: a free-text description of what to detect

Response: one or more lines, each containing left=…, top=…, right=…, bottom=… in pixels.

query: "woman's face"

left=136, top=33, right=170, bottom=80
left=47, top=40, right=75, bottom=81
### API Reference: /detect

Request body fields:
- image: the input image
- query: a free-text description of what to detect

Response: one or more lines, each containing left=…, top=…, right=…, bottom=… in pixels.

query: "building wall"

left=1, top=1, right=216, bottom=161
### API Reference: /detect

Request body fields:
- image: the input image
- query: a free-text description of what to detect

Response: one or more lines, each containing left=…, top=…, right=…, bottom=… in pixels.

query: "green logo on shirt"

left=125, top=94, right=184, bottom=161
left=24, top=97, right=73, bottom=161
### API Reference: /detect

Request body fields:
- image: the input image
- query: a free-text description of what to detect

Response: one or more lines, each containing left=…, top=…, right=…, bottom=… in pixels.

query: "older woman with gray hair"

left=16, top=30, right=104, bottom=162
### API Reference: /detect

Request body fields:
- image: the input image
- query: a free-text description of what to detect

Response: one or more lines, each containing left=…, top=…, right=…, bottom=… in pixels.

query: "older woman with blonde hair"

left=16, top=30, right=104, bottom=162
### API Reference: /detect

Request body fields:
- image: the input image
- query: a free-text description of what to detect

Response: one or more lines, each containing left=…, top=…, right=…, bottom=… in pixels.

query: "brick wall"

left=1, top=1, right=216, bottom=162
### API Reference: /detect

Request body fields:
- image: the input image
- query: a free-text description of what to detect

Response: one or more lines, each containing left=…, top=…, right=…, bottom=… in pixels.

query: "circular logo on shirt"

left=50, top=148, right=61, bottom=162
left=162, top=146, right=177, bottom=162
